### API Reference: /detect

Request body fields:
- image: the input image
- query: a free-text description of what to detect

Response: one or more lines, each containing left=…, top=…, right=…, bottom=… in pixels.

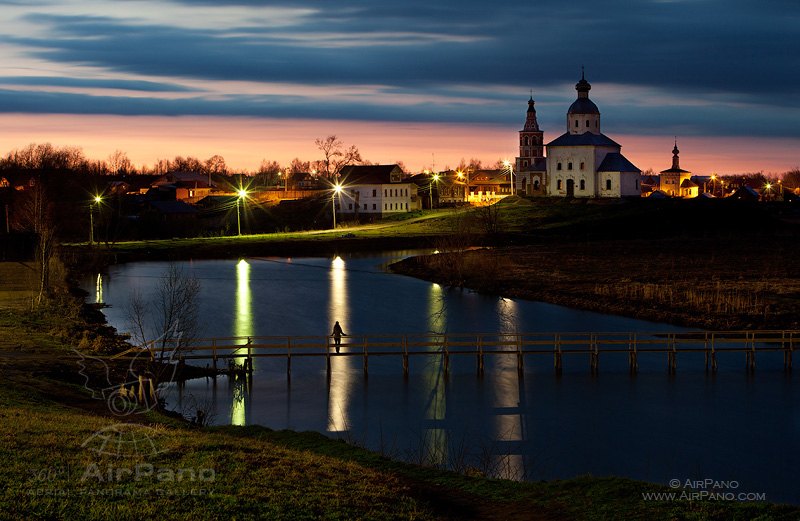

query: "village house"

left=337, top=164, right=420, bottom=217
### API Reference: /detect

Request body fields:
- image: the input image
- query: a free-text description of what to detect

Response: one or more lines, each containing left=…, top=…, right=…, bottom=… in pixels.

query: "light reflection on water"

left=328, top=255, right=352, bottom=433
left=84, top=252, right=800, bottom=504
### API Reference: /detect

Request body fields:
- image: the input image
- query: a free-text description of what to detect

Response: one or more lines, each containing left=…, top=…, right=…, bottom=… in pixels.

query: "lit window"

left=580, top=162, right=585, bottom=170
left=557, top=180, right=563, bottom=190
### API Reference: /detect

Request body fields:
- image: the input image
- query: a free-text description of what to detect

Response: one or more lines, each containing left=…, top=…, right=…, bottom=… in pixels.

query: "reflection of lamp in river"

left=327, top=255, right=351, bottom=433
left=422, top=282, right=447, bottom=465
left=231, top=258, right=252, bottom=426
left=95, top=273, right=103, bottom=304
left=491, top=296, right=524, bottom=479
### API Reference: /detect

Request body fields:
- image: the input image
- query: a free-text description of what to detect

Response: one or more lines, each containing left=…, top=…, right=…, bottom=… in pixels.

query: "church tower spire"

left=567, top=69, right=600, bottom=135
left=516, top=93, right=545, bottom=173
left=672, top=139, right=681, bottom=170
left=524, top=95, right=540, bottom=131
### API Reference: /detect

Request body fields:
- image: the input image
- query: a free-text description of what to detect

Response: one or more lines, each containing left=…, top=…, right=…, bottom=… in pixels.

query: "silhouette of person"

left=331, top=321, right=345, bottom=353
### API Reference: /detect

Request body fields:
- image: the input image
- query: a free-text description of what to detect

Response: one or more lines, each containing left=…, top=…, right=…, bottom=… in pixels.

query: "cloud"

left=0, top=0, right=797, bottom=140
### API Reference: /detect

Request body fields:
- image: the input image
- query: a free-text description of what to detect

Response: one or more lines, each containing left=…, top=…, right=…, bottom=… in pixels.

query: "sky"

left=0, top=0, right=798, bottom=175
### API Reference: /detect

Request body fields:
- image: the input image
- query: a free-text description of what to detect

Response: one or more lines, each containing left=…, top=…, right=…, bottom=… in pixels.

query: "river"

left=82, top=250, right=799, bottom=504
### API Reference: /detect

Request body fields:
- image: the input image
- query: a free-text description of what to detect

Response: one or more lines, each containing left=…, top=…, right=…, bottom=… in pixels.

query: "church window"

left=557, top=180, right=563, bottom=190
left=595, top=121, right=598, bottom=128
left=534, top=179, right=540, bottom=190
left=580, top=162, right=585, bottom=170
left=557, top=162, right=562, bottom=171
left=524, top=137, right=529, bottom=146
left=568, top=162, right=573, bottom=170
left=372, top=189, right=376, bottom=197
left=574, top=120, right=579, bottom=128
left=606, top=179, right=612, bottom=190
left=586, top=120, right=590, bottom=127
left=580, top=179, right=586, bottom=190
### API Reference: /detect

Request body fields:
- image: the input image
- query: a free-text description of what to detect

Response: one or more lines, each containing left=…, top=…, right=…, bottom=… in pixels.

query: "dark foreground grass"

left=1, top=305, right=799, bottom=520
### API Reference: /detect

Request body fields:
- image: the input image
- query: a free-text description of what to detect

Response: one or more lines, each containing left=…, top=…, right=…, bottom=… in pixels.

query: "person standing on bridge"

left=331, top=321, right=346, bottom=353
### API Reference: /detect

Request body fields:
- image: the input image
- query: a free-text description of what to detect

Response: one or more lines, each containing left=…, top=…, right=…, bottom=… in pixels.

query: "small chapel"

left=515, top=72, right=642, bottom=198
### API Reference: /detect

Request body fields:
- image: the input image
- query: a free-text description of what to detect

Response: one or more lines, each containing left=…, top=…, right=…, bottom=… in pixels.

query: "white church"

left=516, top=72, right=641, bottom=198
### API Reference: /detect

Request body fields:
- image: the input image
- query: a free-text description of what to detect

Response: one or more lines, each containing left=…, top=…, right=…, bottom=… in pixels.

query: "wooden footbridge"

left=115, top=330, right=799, bottom=377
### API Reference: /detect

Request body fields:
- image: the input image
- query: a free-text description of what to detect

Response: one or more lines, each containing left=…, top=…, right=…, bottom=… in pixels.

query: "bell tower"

left=516, top=95, right=545, bottom=171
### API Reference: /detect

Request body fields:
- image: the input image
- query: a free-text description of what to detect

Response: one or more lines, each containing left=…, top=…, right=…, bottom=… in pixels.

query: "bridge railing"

left=108, top=329, right=797, bottom=376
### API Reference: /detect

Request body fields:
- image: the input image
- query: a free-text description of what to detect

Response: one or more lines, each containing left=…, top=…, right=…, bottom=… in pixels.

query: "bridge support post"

left=590, top=334, right=599, bottom=375
left=477, top=336, right=484, bottom=377
left=628, top=333, right=638, bottom=374
left=212, top=339, right=218, bottom=372
left=326, top=336, right=331, bottom=380
left=710, top=333, right=718, bottom=373
left=516, top=334, right=524, bottom=375
left=784, top=331, right=793, bottom=371
left=363, top=337, right=369, bottom=378
left=443, top=337, right=449, bottom=377
left=554, top=334, right=562, bottom=375
left=667, top=334, right=677, bottom=374
left=286, top=338, right=292, bottom=379
left=402, top=335, right=409, bottom=378
left=746, top=332, right=756, bottom=372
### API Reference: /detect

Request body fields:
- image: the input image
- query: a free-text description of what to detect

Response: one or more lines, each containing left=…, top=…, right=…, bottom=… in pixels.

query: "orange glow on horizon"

left=0, top=113, right=796, bottom=176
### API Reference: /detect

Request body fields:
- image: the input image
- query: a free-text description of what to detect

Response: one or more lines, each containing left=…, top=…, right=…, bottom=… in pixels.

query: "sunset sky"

left=0, top=0, right=798, bottom=175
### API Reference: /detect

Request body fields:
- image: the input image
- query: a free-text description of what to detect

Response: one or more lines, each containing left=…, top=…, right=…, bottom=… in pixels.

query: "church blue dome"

left=568, top=97, right=599, bottom=115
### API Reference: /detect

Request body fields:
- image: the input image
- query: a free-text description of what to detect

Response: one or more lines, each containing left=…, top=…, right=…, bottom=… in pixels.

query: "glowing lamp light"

left=237, top=189, right=248, bottom=198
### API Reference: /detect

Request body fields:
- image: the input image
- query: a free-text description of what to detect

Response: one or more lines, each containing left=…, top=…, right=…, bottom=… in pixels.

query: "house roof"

left=339, top=164, right=404, bottom=185
left=660, top=167, right=692, bottom=175
left=597, top=152, right=641, bottom=173
left=680, top=178, right=698, bottom=188
left=547, top=132, right=620, bottom=148
left=153, top=171, right=214, bottom=189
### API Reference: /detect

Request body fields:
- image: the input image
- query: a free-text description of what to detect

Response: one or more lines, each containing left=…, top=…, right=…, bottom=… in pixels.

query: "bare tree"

left=287, top=158, right=309, bottom=174
left=107, top=150, right=132, bottom=175
left=127, top=264, right=201, bottom=359
left=315, top=135, right=362, bottom=178
left=205, top=154, right=228, bottom=176
left=14, top=180, right=56, bottom=305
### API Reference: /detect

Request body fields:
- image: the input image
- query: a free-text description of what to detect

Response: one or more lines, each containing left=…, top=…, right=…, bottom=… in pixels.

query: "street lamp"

left=503, top=160, right=514, bottom=196
left=236, top=189, right=247, bottom=236
left=332, top=183, right=342, bottom=229
left=764, top=182, right=772, bottom=201
left=89, top=195, right=102, bottom=245
left=429, top=173, right=440, bottom=209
